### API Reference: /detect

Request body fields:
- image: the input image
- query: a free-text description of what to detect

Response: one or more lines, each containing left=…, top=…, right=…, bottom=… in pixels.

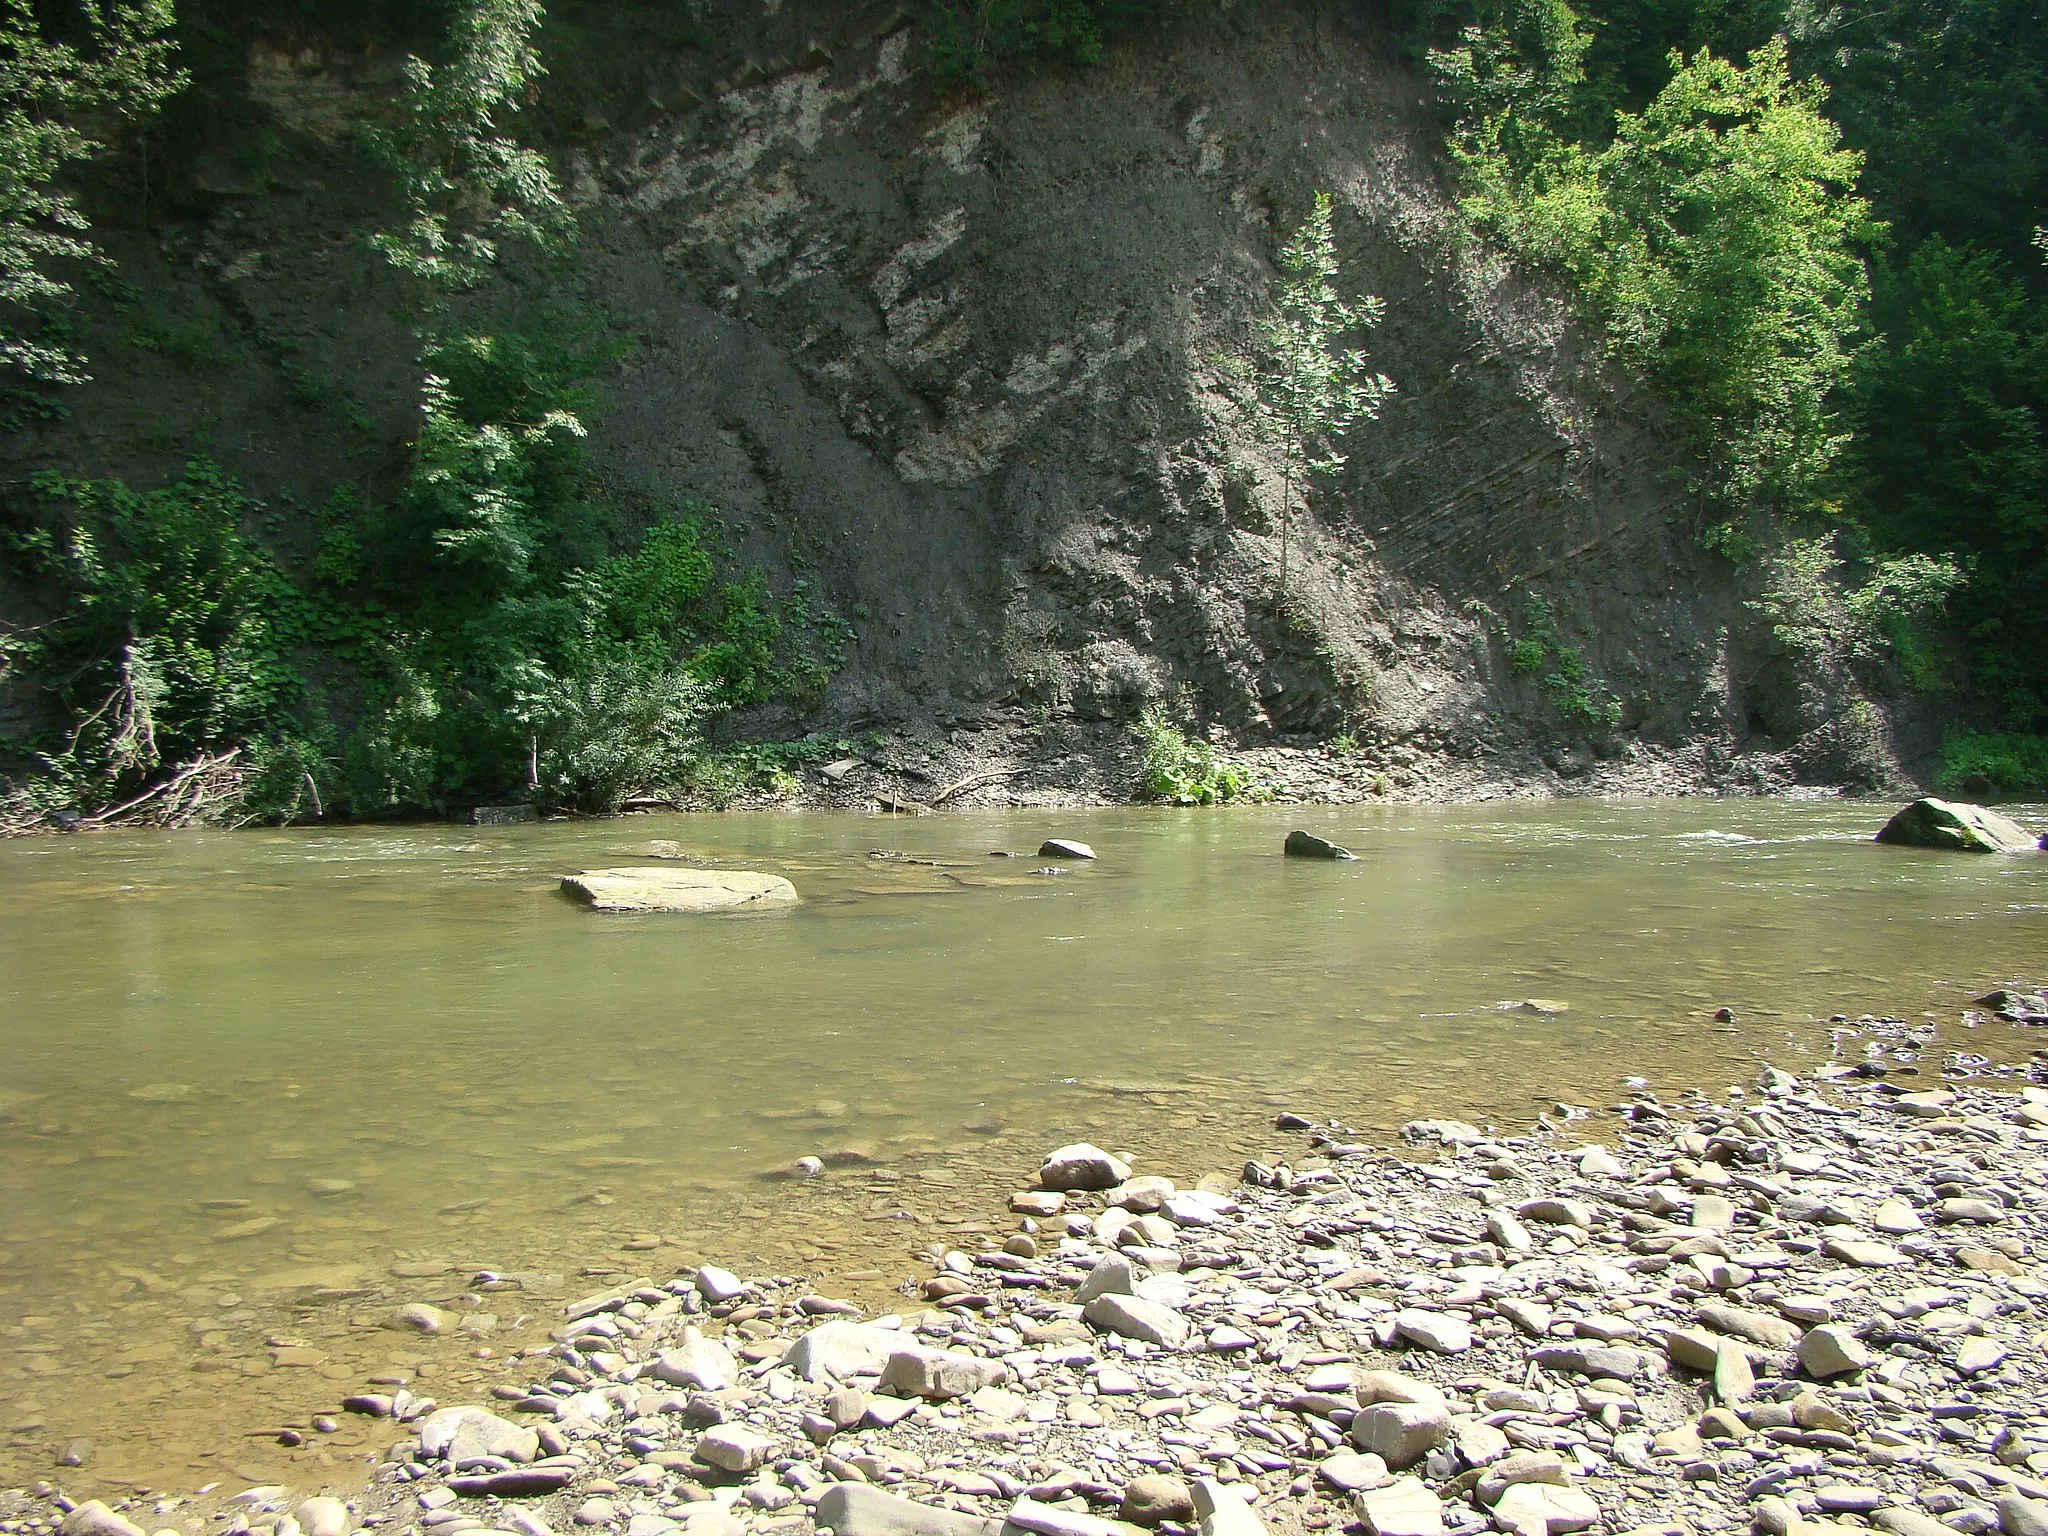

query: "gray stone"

left=295, top=1500, right=350, bottom=1536
left=1815, top=1488, right=1888, bottom=1515
left=1190, top=1480, right=1268, bottom=1536
left=1697, top=1303, right=1804, bottom=1351
left=1517, top=1198, right=1593, bottom=1227
left=815, top=1485, right=1000, bottom=1536
left=1119, top=1477, right=1195, bottom=1527
left=1823, top=1237, right=1908, bottom=1268
left=62, top=1504, right=145, bottom=1536
left=782, top=1320, right=906, bottom=1381
left=878, top=1345, right=1008, bottom=1400
left=1998, top=1496, right=2048, bottom=1536
left=1475, top=1453, right=1571, bottom=1509
left=1875, top=1510, right=1962, bottom=1536
left=1285, top=830, right=1356, bottom=860
left=1491, top=1484, right=1599, bottom=1536
left=1319, top=1453, right=1392, bottom=1494
left=652, top=1327, right=737, bottom=1391
left=694, top=1266, right=748, bottom=1303
left=1350, top=1402, right=1453, bottom=1469
left=1040, top=1143, right=1132, bottom=1190
left=1393, top=1309, right=1472, bottom=1354
left=1082, top=1293, right=1190, bottom=1349
left=559, top=868, right=799, bottom=913
left=419, top=1406, right=540, bottom=1465
left=1075, top=1255, right=1137, bottom=1303
left=1876, top=799, right=2039, bottom=854
left=1798, top=1325, right=1873, bottom=1378
left=1353, top=1478, right=1443, bottom=1536
left=1530, top=1343, right=1646, bottom=1379
left=1039, top=840, right=1096, bottom=860
left=1958, top=1338, right=2010, bottom=1376
left=692, top=1425, right=779, bottom=1473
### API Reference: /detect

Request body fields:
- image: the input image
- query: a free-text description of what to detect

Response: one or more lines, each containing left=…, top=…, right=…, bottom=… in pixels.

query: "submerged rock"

left=1038, top=838, right=1096, bottom=859
left=559, top=867, right=799, bottom=913
left=1284, top=830, right=1356, bottom=859
left=1875, top=797, right=2037, bottom=853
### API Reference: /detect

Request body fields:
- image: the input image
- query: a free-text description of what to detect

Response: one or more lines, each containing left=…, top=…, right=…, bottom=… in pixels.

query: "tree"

left=361, top=0, right=571, bottom=293
left=1456, top=39, right=1876, bottom=514
left=0, top=0, right=184, bottom=387
left=1253, top=192, right=1395, bottom=606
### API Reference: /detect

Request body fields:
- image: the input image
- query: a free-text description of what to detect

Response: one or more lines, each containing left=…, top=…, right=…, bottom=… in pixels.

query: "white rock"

left=1799, top=1324, right=1874, bottom=1378
left=1491, top=1483, right=1600, bottom=1536
left=1074, top=1255, right=1136, bottom=1303
left=294, top=1501, right=349, bottom=1536
left=1350, top=1403, right=1452, bottom=1469
left=878, top=1345, right=1008, bottom=1400
left=1394, top=1309, right=1472, bottom=1354
left=1082, top=1293, right=1190, bottom=1348
left=652, top=1326, right=736, bottom=1391
left=694, top=1265, right=747, bottom=1303
left=1040, top=1143, right=1132, bottom=1191
left=1319, top=1452, right=1392, bottom=1493
left=1353, top=1477, right=1444, bottom=1536
left=813, top=1485, right=999, bottom=1536
left=1189, top=1480, right=1268, bottom=1536
left=781, top=1320, right=904, bottom=1382
left=62, top=1504, right=145, bottom=1536
left=692, top=1425, right=779, bottom=1473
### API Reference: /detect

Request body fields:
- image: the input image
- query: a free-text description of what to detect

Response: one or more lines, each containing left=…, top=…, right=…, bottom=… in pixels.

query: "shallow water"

left=2, top=799, right=2046, bottom=1492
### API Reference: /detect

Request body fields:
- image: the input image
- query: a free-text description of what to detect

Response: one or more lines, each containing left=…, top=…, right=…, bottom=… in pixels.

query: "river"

left=1, top=799, right=2044, bottom=1493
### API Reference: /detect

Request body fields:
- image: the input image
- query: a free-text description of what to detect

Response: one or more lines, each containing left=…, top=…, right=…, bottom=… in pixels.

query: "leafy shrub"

left=1, top=461, right=310, bottom=796
left=1499, top=593, right=1624, bottom=725
left=1936, top=731, right=2048, bottom=796
left=1133, top=702, right=1268, bottom=805
left=1749, top=535, right=1964, bottom=672
left=1449, top=37, right=1875, bottom=514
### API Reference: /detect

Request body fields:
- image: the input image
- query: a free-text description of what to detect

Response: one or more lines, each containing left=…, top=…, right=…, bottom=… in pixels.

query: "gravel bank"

left=11, top=1011, right=2048, bottom=1536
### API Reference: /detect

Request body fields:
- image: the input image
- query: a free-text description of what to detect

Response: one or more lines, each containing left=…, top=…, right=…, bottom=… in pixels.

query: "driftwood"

left=928, top=766, right=1024, bottom=806
left=1, top=749, right=249, bottom=837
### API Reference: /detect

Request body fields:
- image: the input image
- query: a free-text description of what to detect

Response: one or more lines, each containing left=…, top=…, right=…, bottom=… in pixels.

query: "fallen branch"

left=929, top=766, right=1024, bottom=807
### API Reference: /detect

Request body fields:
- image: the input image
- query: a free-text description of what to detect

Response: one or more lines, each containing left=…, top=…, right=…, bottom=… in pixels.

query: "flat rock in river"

left=1875, top=798, right=2038, bottom=853
left=559, top=867, right=798, bottom=913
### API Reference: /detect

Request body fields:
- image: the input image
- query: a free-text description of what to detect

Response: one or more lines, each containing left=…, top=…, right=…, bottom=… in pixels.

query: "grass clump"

left=1133, top=701, right=1269, bottom=805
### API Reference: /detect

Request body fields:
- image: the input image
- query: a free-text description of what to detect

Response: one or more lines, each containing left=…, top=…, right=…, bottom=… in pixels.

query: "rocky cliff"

left=4, top=0, right=1913, bottom=795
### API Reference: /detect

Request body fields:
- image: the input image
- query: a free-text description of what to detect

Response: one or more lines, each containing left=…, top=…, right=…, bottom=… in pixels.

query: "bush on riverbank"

left=1938, top=730, right=2048, bottom=796
left=1133, top=702, right=1270, bottom=805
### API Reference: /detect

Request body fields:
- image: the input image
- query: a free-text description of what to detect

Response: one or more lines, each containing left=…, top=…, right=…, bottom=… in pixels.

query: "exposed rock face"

left=1874, top=798, right=2039, bottom=853
left=559, top=868, right=799, bottom=912
left=8, top=3, right=1885, bottom=781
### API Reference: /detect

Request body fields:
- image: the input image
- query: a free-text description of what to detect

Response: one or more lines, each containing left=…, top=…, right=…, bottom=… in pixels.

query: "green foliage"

left=0, top=460, right=311, bottom=796
left=1132, top=701, right=1269, bottom=806
left=1253, top=192, right=1395, bottom=599
left=925, top=0, right=1178, bottom=80
left=1499, top=593, right=1624, bottom=725
left=359, top=0, right=570, bottom=290
left=1748, top=534, right=1965, bottom=674
left=1455, top=38, right=1876, bottom=512
left=1844, top=238, right=2048, bottom=717
left=1936, top=730, right=2048, bottom=795
left=1790, top=0, right=2047, bottom=273
left=0, top=0, right=185, bottom=387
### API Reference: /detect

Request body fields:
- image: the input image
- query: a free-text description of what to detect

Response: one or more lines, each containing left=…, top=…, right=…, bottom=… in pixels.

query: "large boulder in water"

left=559, top=867, right=798, bottom=911
left=1874, top=798, right=2038, bottom=854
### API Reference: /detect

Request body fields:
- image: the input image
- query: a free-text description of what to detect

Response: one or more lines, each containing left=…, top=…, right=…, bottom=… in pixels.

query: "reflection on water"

left=1, top=799, right=2045, bottom=1491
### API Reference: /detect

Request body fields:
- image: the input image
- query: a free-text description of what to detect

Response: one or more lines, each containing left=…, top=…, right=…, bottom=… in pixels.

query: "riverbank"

left=13, top=1005, right=2046, bottom=1536
left=683, top=723, right=1854, bottom=818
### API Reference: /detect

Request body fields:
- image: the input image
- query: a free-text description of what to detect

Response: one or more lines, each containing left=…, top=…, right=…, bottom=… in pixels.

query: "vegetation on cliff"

left=1, top=0, right=2045, bottom=822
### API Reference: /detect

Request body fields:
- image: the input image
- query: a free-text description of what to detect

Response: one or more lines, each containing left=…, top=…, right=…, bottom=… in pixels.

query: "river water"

left=2, top=799, right=2045, bottom=1494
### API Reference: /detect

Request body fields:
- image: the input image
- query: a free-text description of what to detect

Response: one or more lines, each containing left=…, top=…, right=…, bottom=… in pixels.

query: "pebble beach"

left=12, top=1003, right=2048, bottom=1536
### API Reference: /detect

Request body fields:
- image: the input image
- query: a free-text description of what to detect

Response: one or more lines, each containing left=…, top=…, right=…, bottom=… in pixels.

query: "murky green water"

left=3, top=799, right=2046, bottom=1493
